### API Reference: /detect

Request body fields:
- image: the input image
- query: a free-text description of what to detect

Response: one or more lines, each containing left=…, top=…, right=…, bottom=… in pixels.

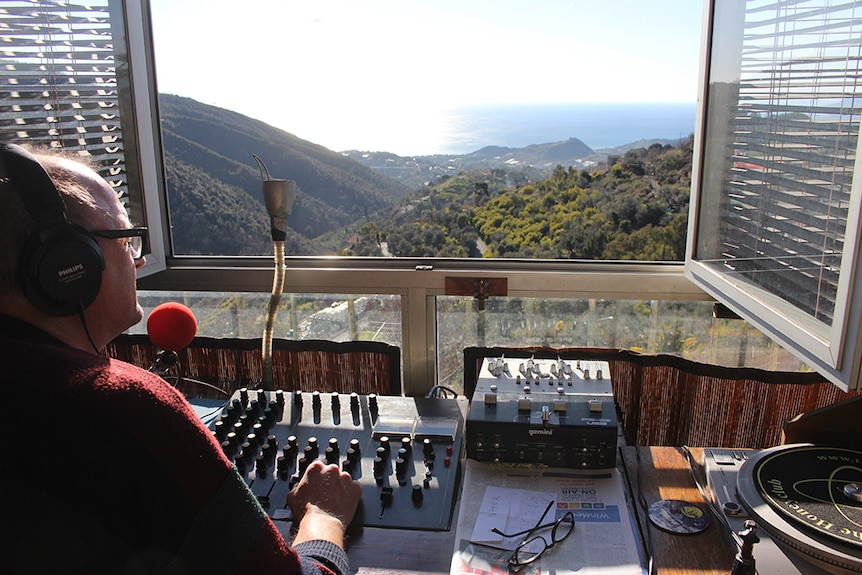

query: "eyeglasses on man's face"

left=91, top=226, right=148, bottom=260
left=491, top=500, right=575, bottom=570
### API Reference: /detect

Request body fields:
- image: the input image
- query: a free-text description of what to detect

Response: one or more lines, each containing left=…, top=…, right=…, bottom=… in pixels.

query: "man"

left=0, top=143, right=361, bottom=574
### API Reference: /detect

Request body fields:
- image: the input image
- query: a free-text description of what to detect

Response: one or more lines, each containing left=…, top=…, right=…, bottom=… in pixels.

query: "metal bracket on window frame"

left=445, top=277, right=508, bottom=311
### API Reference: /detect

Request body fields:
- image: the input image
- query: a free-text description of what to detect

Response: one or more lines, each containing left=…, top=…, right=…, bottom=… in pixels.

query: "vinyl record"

left=648, top=499, right=710, bottom=534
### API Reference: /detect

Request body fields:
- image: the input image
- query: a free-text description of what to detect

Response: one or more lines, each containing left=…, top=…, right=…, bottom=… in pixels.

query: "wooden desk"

left=620, top=446, right=735, bottom=575
left=293, top=447, right=736, bottom=574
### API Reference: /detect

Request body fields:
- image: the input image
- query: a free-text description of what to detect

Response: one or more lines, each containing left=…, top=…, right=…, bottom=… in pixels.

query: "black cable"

left=77, top=301, right=100, bottom=354
left=425, top=385, right=459, bottom=399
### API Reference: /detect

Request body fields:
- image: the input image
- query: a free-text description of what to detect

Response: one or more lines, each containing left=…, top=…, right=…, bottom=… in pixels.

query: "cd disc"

left=648, top=499, right=710, bottom=534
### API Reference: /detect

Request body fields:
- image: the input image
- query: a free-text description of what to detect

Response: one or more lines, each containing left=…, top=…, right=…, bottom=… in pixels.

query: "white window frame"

left=684, top=0, right=862, bottom=392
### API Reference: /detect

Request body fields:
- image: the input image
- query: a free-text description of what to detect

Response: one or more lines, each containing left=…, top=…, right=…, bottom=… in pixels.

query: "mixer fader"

left=210, top=388, right=468, bottom=531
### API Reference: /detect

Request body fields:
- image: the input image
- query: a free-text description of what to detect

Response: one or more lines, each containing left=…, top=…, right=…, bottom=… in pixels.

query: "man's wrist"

left=292, top=505, right=348, bottom=548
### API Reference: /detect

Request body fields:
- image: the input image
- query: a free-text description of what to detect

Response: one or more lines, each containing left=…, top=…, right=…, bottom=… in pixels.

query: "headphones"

left=0, top=143, right=105, bottom=316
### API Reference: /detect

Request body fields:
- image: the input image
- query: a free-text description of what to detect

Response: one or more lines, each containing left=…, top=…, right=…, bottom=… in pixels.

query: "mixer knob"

left=251, top=423, right=263, bottom=439
left=368, top=393, right=378, bottom=412
left=312, top=391, right=321, bottom=408
left=246, top=433, right=258, bottom=447
left=373, top=456, right=385, bottom=477
left=327, top=438, right=340, bottom=462
left=241, top=441, right=256, bottom=463
left=346, top=447, right=359, bottom=464
left=268, top=435, right=278, bottom=449
left=400, top=437, right=412, bottom=453
left=325, top=447, right=338, bottom=465
left=376, top=446, right=388, bottom=461
left=307, top=437, right=319, bottom=459
left=298, top=456, right=310, bottom=476
left=277, top=455, right=289, bottom=479
left=239, top=387, right=249, bottom=406
left=331, top=392, right=340, bottom=412
left=397, top=447, right=409, bottom=461
left=395, top=457, right=407, bottom=477
left=423, top=438, right=434, bottom=458
left=220, top=439, right=234, bottom=457
left=260, top=443, right=273, bottom=464
left=412, top=484, right=424, bottom=506
left=349, top=438, right=361, bottom=456
left=557, top=387, right=565, bottom=394
left=275, top=389, right=285, bottom=405
left=214, top=420, right=227, bottom=439
left=294, top=389, right=303, bottom=407
left=249, top=399, right=260, bottom=415
left=523, top=386, right=531, bottom=394
left=379, top=436, right=391, bottom=454
left=226, top=430, right=239, bottom=446
left=257, top=389, right=267, bottom=404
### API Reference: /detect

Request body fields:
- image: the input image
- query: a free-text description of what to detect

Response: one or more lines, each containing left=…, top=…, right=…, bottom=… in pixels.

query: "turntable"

left=706, top=444, right=862, bottom=575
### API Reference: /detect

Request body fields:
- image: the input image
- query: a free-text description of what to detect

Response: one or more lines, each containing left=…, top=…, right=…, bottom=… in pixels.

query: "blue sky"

left=150, top=1, right=704, bottom=154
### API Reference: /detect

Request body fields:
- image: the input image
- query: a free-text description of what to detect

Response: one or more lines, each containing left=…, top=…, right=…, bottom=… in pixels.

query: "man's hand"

left=287, top=460, right=361, bottom=548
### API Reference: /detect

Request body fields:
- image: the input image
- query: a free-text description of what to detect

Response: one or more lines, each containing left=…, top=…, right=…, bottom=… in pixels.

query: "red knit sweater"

left=0, top=314, right=348, bottom=575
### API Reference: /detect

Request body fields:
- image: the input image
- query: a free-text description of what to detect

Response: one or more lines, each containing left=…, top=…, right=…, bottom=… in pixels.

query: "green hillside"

left=340, top=138, right=693, bottom=260
left=158, top=94, right=411, bottom=253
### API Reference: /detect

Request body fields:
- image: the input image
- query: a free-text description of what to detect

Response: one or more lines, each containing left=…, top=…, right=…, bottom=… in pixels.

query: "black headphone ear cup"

left=19, top=223, right=105, bottom=317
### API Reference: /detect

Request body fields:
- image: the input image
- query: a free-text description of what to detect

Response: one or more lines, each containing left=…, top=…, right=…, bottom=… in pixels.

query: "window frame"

left=684, top=0, right=862, bottom=392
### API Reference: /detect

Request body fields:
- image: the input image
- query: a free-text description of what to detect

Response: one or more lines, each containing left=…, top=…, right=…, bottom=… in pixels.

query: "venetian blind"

left=0, top=0, right=132, bottom=199
left=701, top=0, right=862, bottom=326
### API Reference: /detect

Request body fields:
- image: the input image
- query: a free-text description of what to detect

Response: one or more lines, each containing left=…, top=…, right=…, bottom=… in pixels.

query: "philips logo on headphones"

left=57, top=263, right=85, bottom=278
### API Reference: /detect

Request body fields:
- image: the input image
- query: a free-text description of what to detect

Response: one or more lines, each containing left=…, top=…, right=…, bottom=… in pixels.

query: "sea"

left=378, top=102, right=697, bottom=156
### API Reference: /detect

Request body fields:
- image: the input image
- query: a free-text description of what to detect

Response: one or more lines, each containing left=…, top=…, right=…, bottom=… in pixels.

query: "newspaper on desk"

left=451, top=460, right=645, bottom=575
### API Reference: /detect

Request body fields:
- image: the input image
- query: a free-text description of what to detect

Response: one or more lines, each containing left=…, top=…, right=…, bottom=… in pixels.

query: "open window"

left=686, top=0, right=862, bottom=391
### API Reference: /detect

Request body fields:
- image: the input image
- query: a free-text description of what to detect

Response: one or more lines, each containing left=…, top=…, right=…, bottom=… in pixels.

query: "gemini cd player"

left=465, top=357, right=617, bottom=469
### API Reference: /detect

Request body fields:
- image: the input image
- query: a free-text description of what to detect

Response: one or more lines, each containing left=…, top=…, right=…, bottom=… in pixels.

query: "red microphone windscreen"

left=146, top=302, right=197, bottom=351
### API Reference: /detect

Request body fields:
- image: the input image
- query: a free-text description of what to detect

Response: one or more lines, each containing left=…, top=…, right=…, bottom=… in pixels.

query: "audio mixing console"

left=466, top=357, right=618, bottom=468
left=210, top=388, right=468, bottom=531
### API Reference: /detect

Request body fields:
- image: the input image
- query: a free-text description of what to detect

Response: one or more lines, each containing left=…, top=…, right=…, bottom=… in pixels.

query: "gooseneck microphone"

left=254, top=155, right=296, bottom=389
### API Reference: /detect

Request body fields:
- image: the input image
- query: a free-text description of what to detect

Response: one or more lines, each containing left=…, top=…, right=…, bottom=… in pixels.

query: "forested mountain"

left=340, top=138, right=693, bottom=260
left=158, top=93, right=693, bottom=260
left=158, top=94, right=411, bottom=254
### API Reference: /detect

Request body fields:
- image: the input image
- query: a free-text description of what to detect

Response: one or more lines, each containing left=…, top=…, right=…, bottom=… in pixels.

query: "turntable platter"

left=737, top=444, right=862, bottom=574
